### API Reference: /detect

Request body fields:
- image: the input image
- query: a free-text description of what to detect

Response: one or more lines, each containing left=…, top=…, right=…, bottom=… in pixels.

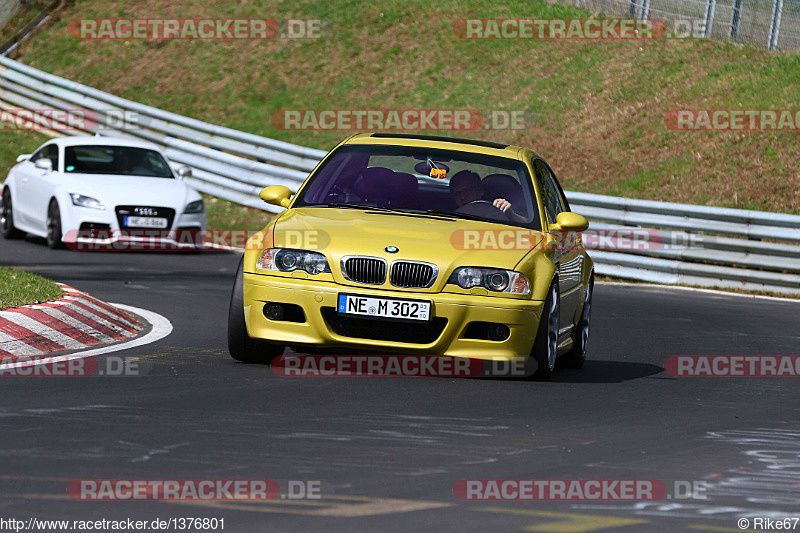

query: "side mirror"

left=16, top=154, right=31, bottom=163
left=35, top=158, right=53, bottom=172
left=259, top=185, right=292, bottom=208
left=175, top=165, right=192, bottom=179
left=551, top=212, right=589, bottom=232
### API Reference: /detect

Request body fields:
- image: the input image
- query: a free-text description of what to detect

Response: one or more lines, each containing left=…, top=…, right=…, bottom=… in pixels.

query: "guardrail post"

left=703, top=0, right=717, bottom=38
left=768, top=0, right=783, bottom=50
left=629, top=0, right=638, bottom=17
left=639, top=0, right=651, bottom=20
left=729, top=0, right=743, bottom=38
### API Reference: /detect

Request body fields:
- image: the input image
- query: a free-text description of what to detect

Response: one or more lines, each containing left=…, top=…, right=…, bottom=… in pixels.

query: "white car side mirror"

left=175, top=165, right=192, bottom=179
left=35, top=158, right=53, bottom=172
left=16, top=154, right=31, bottom=163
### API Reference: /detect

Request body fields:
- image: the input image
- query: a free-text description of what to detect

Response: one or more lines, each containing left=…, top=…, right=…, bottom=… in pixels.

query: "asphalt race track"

left=1, top=236, right=799, bottom=532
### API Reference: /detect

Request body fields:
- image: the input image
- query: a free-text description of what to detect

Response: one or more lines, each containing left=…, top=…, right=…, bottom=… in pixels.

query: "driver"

left=449, top=170, right=526, bottom=222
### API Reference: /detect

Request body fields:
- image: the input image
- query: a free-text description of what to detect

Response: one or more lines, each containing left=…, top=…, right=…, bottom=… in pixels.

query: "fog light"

left=487, top=324, right=510, bottom=341
left=264, top=303, right=284, bottom=321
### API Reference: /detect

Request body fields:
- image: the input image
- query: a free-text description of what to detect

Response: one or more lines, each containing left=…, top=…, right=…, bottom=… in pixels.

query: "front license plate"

left=124, top=216, right=168, bottom=229
left=338, top=294, right=431, bottom=321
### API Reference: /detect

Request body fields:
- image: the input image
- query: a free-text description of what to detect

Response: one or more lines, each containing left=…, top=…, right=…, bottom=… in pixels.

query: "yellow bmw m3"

left=228, top=133, right=594, bottom=380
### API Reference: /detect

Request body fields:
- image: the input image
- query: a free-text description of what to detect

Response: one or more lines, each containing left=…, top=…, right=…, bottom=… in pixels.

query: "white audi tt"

left=1, top=136, right=207, bottom=250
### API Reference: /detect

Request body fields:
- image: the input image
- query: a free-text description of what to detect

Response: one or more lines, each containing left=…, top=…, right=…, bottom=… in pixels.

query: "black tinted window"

left=296, top=145, right=540, bottom=228
left=534, top=159, right=566, bottom=224
left=43, top=145, right=59, bottom=169
left=63, top=146, right=173, bottom=178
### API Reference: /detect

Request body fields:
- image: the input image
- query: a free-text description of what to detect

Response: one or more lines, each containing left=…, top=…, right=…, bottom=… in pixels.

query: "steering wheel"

left=455, top=200, right=511, bottom=221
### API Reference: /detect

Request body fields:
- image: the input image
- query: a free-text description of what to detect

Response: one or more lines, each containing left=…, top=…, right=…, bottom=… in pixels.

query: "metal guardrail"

left=0, top=55, right=326, bottom=211
left=564, top=192, right=800, bottom=294
left=0, top=56, right=797, bottom=295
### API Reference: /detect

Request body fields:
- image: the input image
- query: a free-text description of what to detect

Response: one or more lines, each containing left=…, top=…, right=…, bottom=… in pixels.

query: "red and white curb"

left=0, top=283, right=143, bottom=357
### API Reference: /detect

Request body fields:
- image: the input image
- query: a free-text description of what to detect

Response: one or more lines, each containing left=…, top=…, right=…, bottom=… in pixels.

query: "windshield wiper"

left=316, top=203, right=488, bottom=222
left=423, top=209, right=492, bottom=222
left=321, top=203, right=405, bottom=213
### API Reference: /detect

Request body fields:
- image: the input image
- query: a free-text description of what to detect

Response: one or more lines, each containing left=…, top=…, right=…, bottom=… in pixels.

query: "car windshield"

left=63, top=145, right=173, bottom=178
left=295, top=145, right=540, bottom=228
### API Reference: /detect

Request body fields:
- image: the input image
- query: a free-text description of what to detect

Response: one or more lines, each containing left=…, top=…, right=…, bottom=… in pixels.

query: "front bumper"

left=62, top=207, right=207, bottom=250
left=243, top=273, right=544, bottom=361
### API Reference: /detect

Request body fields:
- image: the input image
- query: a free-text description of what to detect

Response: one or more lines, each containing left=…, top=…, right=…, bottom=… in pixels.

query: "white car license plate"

left=124, top=216, right=168, bottom=229
left=337, top=294, right=431, bottom=321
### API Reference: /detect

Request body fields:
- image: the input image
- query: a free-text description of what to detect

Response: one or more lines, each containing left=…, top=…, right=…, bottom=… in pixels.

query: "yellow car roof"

left=343, top=133, right=534, bottom=160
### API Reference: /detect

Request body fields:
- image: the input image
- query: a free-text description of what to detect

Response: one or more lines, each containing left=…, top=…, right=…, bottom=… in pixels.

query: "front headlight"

left=448, top=267, right=530, bottom=295
left=184, top=199, right=204, bottom=214
left=69, top=193, right=105, bottom=210
left=257, top=248, right=330, bottom=275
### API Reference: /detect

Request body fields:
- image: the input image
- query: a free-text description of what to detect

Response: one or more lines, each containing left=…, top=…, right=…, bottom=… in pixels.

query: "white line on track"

left=0, top=304, right=172, bottom=370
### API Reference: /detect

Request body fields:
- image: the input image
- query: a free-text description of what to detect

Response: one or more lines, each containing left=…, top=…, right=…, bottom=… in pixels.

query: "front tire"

left=46, top=200, right=64, bottom=249
left=531, top=282, right=559, bottom=381
left=562, top=276, right=593, bottom=369
left=227, top=256, right=285, bottom=364
left=1, top=188, right=24, bottom=239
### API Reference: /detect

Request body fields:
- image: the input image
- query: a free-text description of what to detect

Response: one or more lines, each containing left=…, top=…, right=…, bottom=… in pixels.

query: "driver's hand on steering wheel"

left=493, top=198, right=527, bottom=223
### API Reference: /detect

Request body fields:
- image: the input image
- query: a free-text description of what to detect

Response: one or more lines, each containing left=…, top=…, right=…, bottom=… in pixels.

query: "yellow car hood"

left=271, top=207, right=543, bottom=291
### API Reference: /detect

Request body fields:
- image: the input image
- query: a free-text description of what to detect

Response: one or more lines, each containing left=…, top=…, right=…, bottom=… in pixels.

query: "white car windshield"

left=63, top=146, right=173, bottom=178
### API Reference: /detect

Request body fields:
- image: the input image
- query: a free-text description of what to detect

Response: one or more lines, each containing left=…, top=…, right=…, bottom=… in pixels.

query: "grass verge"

left=0, top=266, right=63, bottom=309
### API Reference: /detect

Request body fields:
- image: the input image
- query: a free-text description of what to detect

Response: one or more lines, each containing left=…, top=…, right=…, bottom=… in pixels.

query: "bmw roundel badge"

left=385, top=246, right=399, bottom=253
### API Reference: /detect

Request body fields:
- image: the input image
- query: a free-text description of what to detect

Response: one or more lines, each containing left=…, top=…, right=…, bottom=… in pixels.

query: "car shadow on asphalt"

left=551, top=360, right=665, bottom=383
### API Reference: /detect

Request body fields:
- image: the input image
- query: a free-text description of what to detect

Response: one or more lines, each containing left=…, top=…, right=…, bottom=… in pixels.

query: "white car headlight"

left=257, top=248, right=330, bottom=275
left=448, top=267, right=530, bottom=295
left=69, top=194, right=105, bottom=210
left=184, top=199, right=204, bottom=213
